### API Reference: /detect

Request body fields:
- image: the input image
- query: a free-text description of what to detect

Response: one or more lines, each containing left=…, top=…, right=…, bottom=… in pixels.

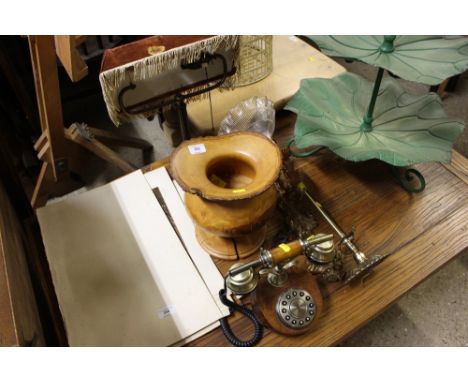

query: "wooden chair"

left=28, top=36, right=152, bottom=208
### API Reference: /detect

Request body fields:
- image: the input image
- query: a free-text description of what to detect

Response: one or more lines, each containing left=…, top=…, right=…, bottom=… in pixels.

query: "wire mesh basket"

left=230, top=35, right=273, bottom=87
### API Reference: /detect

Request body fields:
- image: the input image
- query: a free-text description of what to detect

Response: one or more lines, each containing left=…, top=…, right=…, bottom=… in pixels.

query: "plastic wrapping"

left=219, top=96, right=275, bottom=138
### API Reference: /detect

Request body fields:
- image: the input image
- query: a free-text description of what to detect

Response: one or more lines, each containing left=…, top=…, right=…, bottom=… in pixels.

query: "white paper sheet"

left=144, top=167, right=229, bottom=316
left=37, top=170, right=225, bottom=346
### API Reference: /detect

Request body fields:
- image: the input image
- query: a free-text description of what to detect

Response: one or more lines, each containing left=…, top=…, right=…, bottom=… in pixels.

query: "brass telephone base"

left=195, top=226, right=266, bottom=260
left=252, top=271, right=323, bottom=336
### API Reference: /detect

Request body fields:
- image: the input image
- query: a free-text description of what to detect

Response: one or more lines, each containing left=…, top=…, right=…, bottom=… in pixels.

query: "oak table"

left=186, top=113, right=468, bottom=347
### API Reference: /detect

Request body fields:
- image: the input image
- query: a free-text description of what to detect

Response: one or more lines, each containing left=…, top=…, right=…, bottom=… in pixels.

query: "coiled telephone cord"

left=218, top=288, right=263, bottom=347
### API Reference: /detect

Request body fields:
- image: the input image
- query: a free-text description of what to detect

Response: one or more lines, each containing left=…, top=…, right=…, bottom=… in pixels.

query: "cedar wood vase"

left=170, top=132, right=282, bottom=260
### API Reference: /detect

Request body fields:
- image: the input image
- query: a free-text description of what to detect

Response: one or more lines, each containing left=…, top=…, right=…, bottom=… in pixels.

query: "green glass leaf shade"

left=285, top=72, right=464, bottom=166
left=305, top=35, right=468, bottom=85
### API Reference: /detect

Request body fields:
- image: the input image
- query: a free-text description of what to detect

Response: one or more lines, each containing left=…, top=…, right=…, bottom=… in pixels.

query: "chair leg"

left=65, top=126, right=137, bottom=173
left=31, top=162, right=83, bottom=209
left=88, top=127, right=153, bottom=151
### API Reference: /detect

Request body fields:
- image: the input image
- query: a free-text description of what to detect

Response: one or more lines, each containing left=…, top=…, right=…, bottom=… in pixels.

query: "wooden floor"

left=190, top=113, right=468, bottom=346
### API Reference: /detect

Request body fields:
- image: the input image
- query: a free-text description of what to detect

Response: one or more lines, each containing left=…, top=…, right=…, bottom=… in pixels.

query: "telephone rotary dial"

left=276, top=288, right=316, bottom=330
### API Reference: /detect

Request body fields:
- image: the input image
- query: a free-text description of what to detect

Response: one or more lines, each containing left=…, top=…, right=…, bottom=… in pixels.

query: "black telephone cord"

left=218, top=288, right=263, bottom=347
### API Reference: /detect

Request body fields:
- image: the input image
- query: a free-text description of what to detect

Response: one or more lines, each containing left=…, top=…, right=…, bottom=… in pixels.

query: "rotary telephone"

left=219, top=233, right=334, bottom=346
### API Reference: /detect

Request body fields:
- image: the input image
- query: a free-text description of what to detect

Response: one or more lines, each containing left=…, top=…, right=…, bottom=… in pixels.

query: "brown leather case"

left=100, top=35, right=213, bottom=72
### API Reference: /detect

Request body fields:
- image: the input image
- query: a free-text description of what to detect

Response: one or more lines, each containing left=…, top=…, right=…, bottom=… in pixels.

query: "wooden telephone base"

left=252, top=270, right=323, bottom=336
left=29, top=36, right=152, bottom=209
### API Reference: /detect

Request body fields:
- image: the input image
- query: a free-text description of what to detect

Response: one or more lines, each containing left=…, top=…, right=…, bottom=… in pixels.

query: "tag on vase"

left=188, top=144, right=206, bottom=155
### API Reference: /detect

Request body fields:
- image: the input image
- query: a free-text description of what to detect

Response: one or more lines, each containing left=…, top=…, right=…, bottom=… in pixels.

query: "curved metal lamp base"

left=392, top=167, right=426, bottom=193
left=286, top=137, right=427, bottom=194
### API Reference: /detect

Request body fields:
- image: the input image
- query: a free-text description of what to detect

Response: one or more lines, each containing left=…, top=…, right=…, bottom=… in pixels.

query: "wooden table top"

left=188, top=113, right=468, bottom=347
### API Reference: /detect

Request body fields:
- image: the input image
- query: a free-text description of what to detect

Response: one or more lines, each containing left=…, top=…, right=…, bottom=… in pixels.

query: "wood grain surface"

left=0, top=181, right=45, bottom=346
left=189, top=115, right=468, bottom=347
left=54, top=36, right=88, bottom=82
left=443, top=150, right=468, bottom=185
